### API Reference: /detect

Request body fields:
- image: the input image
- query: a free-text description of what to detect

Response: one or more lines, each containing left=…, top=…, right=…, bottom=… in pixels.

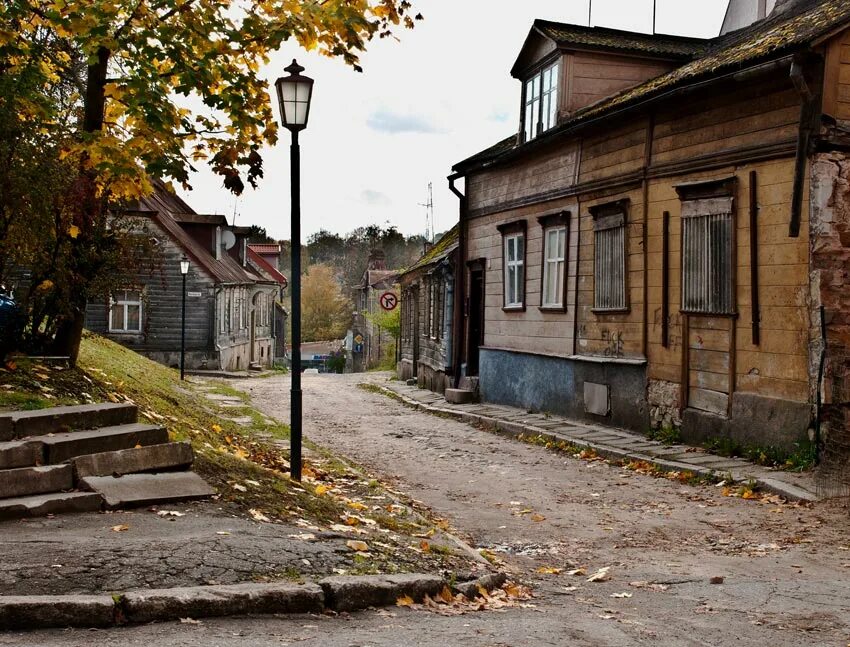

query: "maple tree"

left=0, top=0, right=420, bottom=362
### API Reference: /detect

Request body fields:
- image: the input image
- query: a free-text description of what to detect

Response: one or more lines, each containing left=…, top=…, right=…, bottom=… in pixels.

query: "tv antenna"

left=418, top=182, right=435, bottom=243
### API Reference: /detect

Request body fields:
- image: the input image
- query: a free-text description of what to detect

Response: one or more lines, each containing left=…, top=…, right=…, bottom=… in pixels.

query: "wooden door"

left=686, top=315, right=733, bottom=416
left=467, top=269, right=485, bottom=377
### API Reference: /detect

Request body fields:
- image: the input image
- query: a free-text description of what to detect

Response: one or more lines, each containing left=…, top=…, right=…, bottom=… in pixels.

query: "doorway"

left=467, top=265, right=485, bottom=376
left=412, top=287, right=420, bottom=378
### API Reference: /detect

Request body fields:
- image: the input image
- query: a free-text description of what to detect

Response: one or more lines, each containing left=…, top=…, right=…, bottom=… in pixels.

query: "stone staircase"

left=0, top=403, right=214, bottom=519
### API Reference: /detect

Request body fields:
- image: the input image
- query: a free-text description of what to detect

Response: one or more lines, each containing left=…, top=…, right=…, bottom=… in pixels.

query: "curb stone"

left=375, top=384, right=819, bottom=503
left=0, top=573, right=507, bottom=631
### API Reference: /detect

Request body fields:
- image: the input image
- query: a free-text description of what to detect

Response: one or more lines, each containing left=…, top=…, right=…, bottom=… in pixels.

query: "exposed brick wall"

left=810, top=152, right=850, bottom=496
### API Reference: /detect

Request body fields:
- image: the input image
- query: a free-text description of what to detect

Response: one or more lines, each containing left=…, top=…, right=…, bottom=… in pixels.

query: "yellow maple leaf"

left=396, top=595, right=414, bottom=607
left=67, top=225, right=80, bottom=239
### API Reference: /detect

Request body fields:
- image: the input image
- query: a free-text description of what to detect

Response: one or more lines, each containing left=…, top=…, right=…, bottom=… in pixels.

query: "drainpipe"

left=448, top=172, right=467, bottom=389
left=789, top=52, right=822, bottom=238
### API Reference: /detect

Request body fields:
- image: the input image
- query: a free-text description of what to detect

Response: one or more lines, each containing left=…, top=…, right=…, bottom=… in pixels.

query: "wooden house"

left=398, top=225, right=459, bottom=393
left=85, top=185, right=283, bottom=372
left=354, top=250, right=399, bottom=370
left=442, top=0, right=850, bottom=474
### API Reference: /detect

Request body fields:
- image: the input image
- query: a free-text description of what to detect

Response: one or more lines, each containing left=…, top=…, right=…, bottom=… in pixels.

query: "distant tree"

left=301, top=264, right=352, bottom=342
left=307, top=230, right=345, bottom=266
left=247, top=225, right=274, bottom=244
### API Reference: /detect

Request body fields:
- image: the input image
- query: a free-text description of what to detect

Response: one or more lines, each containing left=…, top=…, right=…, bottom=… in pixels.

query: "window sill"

left=539, top=305, right=566, bottom=313
left=502, top=305, right=526, bottom=313
left=108, top=330, right=143, bottom=335
left=681, top=310, right=738, bottom=318
left=591, top=307, right=631, bottom=315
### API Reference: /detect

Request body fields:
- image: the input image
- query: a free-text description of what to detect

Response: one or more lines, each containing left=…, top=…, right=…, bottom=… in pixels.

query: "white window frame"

left=523, top=61, right=558, bottom=142
left=108, top=289, right=143, bottom=333
left=503, top=232, right=525, bottom=309
left=542, top=226, right=567, bottom=308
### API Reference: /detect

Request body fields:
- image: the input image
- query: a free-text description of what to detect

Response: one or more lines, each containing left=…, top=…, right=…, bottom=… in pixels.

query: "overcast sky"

left=176, top=0, right=729, bottom=241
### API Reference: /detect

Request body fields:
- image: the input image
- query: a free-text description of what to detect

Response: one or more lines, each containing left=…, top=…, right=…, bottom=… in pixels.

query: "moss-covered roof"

left=536, top=20, right=707, bottom=59
left=400, top=224, right=459, bottom=276
left=456, top=0, right=850, bottom=173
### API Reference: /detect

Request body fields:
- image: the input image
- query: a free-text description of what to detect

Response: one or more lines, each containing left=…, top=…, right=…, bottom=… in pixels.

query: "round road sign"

left=379, top=292, right=399, bottom=311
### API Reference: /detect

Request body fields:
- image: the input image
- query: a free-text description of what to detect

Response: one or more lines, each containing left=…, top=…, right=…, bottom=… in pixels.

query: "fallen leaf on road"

left=396, top=595, right=415, bottom=607
left=216, top=531, right=230, bottom=536
left=419, top=540, right=431, bottom=553
left=587, top=567, right=611, bottom=582
left=536, top=566, right=562, bottom=575
left=232, top=484, right=247, bottom=492
left=111, top=524, right=129, bottom=532
left=315, top=484, right=330, bottom=496
left=567, top=568, right=587, bottom=576
left=157, top=510, right=185, bottom=517
left=249, top=509, right=270, bottom=523
left=346, top=540, right=369, bottom=552
left=531, top=514, right=546, bottom=522
left=610, top=592, right=632, bottom=599
left=438, top=585, right=454, bottom=604
left=710, top=576, right=724, bottom=585
left=179, top=617, right=201, bottom=625
left=244, top=480, right=260, bottom=487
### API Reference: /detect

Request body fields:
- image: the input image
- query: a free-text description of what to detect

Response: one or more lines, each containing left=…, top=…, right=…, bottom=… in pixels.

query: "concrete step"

left=458, top=376, right=480, bottom=392
left=41, top=424, right=169, bottom=465
left=445, top=388, right=476, bottom=405
left=71, top=442, right=194, bottom=479
left=0, top=439, right=45, bottom=470
left=0, top=403, right=138, bottom=441
left=0, top=465, right=73, bottom=499
left=0, top=491, right=103, bottom=520
left=80, top=471, right=215, bottom=509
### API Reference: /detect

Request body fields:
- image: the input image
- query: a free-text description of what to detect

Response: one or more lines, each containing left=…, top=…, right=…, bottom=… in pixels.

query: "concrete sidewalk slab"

left=0, top=595, right=115, bottom=630
left=319, top=574, right=444, bottom=612
left=380, top=382, right=820, bottom=502
left=121, top=582, right=325, bottom=623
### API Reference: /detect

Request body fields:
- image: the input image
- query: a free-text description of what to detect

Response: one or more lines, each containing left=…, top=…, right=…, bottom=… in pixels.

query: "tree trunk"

left=53, top=46, right=110, bottom=366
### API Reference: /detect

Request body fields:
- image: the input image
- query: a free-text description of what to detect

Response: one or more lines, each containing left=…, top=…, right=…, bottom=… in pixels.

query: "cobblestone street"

left=6, top=373, right=850, bottom=646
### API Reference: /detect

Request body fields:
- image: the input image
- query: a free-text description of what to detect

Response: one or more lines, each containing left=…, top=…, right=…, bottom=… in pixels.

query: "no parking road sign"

left=379, top=292, right=398, bottom=311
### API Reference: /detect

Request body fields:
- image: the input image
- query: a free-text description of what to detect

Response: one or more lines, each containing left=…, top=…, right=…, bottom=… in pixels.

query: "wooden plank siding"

left=566, top=52, right=675, bottom=114
left=822, top=27, right=850, bottom=121
left=466, top=198, right=578, bottom=356
left=467, top=141, right=579, bottom=214
left=463, top=65, right=811, bottom=409
left=646, top=157, right=810, bottom=405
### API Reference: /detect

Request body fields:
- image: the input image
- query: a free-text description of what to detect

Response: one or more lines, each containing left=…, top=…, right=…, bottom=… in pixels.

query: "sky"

left=175, top=0, right=730, bottom=241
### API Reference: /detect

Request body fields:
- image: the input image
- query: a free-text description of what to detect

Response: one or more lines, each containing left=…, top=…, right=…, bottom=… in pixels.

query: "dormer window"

left=523, top=61, right=558, bottom=142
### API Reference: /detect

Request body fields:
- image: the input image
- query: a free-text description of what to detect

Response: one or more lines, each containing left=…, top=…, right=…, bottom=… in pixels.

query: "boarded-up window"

left=591, top=201, right=628, bottom=311
left=681, top=197, right=735, bottom=315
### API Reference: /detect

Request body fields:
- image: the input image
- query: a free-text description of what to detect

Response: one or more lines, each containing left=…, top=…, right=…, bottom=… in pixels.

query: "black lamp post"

left=180, top=255, right=189, bottom=380
left=275, top=59, right=314, bottom=482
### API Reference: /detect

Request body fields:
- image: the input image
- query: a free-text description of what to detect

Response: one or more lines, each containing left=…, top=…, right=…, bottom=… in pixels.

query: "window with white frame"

left=539, top=212, right=570, bottom=309
left=109, top=289, right=143, bottom=333
left=523, top=61, right=558, bottom=143
left=591, top=200, right=628, bottom=312
left=499, top=221, right=526, bottom=309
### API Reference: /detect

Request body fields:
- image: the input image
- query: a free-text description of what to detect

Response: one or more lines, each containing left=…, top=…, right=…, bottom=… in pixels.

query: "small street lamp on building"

left=180, top=255, right=189, bottom=381
left=275, top=59, right=314, bottom=482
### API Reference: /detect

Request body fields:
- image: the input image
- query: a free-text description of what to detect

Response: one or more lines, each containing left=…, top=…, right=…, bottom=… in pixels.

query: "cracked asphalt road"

left=8, top=372, right=850, bottom=646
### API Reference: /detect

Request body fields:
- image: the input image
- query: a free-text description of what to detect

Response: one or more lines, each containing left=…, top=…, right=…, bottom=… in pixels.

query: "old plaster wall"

left=810, top=152, right=850, bottom=495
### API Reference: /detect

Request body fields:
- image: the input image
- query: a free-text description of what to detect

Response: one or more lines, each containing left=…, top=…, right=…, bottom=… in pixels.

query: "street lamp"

left=275, top=59, right=314, bottom=482
left=180, top=255, right=189, bottom=380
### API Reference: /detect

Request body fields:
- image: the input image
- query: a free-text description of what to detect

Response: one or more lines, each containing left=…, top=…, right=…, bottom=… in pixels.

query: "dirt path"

left=235, top=373, right=850, bottom=646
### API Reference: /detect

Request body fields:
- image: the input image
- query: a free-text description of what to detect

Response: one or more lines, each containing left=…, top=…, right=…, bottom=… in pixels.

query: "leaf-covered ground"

left=0, top=333, right=487, bottom=590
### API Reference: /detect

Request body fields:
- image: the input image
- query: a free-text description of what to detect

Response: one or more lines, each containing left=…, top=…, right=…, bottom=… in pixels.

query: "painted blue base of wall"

left=478, top=348, right=649, bottom=432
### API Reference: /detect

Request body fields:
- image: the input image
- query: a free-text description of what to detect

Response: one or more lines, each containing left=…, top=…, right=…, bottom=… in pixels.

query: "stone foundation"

left=647, top=379, right=682, bottom=431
